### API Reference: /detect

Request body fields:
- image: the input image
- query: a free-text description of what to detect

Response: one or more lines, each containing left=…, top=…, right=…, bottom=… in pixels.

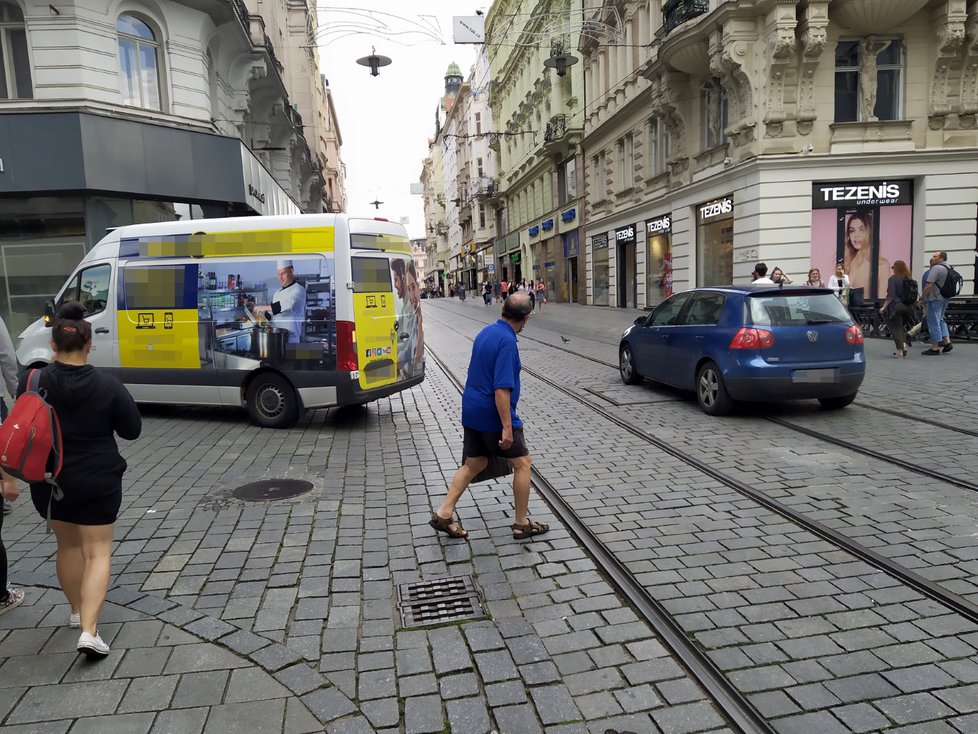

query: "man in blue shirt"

left=430, top=293, right=550, bottom=541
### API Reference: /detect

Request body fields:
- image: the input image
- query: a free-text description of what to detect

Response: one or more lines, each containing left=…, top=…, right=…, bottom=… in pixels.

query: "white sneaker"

left=0, top=587, right=24, bottom=616
left=77, top=631, right=110, bottom=658
left=69, top=610, right=80, bottom=628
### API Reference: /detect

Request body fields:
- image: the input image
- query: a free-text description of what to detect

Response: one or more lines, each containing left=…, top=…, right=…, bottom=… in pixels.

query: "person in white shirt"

left=828, top=262, right=851, bottom=303
left=251, top=260, right=307, bottom=344
left=752, top=262, right=775, bottom=285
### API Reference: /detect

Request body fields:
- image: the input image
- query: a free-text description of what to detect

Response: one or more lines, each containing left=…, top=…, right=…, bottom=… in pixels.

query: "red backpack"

left=0, top=369, right=63, bottom=487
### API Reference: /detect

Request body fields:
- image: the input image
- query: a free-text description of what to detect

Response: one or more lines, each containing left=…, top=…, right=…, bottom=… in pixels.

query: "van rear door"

left=351, top=255, right=398, bottom=391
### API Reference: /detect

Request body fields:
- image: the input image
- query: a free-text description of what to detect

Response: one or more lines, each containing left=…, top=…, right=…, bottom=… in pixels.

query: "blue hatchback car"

left=619, top=285, right=866, bottom=415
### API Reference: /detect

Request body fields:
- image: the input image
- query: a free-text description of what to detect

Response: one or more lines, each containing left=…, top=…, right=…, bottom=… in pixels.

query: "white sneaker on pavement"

left=0, top=587, right=24, bottom=616
left=77, top=631, right=110, bottom=658
left=69, top=610, right=80, bottom=628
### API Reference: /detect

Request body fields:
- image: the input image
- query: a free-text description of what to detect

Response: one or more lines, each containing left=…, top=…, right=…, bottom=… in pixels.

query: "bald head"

left=502, top=292, right=532, bottom=323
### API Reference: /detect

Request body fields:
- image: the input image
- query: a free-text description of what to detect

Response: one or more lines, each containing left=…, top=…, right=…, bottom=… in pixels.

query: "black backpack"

left=899, top=277, right=918, bottom=305
left=938, top=263, right=963, bottom=299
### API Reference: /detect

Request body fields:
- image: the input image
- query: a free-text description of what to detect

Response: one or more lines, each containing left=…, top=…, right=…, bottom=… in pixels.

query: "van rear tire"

left=246, top=373, right=300, bottom=428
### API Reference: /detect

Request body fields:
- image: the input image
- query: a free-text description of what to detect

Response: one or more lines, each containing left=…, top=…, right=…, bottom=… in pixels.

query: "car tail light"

left=337, top=320, right=358, bottom=371
left=729, top=327, right=775, bottom=349
left=845, top=324, right=864, bottom=345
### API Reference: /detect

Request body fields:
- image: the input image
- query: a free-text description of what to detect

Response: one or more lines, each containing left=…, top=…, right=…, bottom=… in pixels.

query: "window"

left=60, top=264, right=112, bottom=316
left=650, top=293, right=691, bottom=326
left=835, top=38, right=903, bottom=122
left=117, top=14, right=161, bottom=110
left=475, top=112, right=482, bottom=135
left=618, top=134, right=634, bottom=190
left=557, top=157, right=577, bottom=205
left=0, top=1, right=32, bottom=99
left=701, top=81, right=728, bottom=149
left=648, top=118, right=671, bottom=177
left=750, top=293, right=851, bottom=326
left=352, top=257, right=393, bottom=293
left=478, top=204, right=486, bottom=230
left=682, top=292, right=725, bottom=326
left=477, top=157, right=484, bottom=177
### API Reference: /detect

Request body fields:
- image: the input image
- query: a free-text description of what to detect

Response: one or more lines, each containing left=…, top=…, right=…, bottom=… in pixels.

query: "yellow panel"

left=118, top=309, right=201, bottom=369
left=353, top=292, right=397, bottom=390
left=138, top=227, right=335, bottom=259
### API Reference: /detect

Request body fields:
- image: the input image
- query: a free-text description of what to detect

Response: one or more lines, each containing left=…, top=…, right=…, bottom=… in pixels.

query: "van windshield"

left=750, top=292, right=851, bottom=326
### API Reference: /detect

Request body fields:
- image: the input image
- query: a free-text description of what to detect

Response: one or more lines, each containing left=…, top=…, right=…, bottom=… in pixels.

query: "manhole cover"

left=397, top=575, right=486, bottom=628
left=232, top=479, right=314, bottom=502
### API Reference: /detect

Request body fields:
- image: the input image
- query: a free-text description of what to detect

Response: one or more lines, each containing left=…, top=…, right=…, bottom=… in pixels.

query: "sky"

left=314, top=2, right=482, bottom=239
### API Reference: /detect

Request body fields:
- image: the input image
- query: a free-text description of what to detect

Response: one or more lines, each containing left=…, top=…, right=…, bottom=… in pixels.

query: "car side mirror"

left=634, top=316, right=645, bottom=326
left=43, top=299, right=56, bottom=328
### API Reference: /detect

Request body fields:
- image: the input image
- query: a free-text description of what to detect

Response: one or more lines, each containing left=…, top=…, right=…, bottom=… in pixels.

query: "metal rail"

left=854, top=403, right=978, bottom=439
left=425, top=345, right=776, bottom=734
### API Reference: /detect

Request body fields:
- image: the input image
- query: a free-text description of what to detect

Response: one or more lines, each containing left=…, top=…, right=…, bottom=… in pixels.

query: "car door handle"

left=95, top=328, right=110, bottom=334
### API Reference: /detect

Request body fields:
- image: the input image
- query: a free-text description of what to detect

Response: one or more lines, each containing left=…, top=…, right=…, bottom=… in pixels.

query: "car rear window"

left=749, top=292, right=851, bottom=326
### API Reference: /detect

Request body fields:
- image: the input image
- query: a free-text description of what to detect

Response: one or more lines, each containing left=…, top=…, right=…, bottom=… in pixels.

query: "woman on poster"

left=844, top=211, right=890, bottom=300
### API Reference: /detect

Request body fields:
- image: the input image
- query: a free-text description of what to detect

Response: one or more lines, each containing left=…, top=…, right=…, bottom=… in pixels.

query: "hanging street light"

left=356, top=46, right=392, bottom=77
left=544, top=49, right=578, bottom=77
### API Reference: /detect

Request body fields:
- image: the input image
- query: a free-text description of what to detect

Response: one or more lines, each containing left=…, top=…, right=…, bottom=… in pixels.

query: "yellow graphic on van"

left=353, top=292, right=397, bottom=390
left=118, top=309, right=201, bottom=369
left=119, top=227, right=335, bottom=259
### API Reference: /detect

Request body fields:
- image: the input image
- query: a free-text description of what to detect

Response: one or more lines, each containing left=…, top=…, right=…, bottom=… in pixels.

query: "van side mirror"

left=43, top=299, right=56, bottom=328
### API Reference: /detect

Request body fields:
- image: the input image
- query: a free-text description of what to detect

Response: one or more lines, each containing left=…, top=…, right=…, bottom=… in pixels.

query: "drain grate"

left=397, top=575, right=486, bottom=628
left=232, top=479, right=314, bottom=502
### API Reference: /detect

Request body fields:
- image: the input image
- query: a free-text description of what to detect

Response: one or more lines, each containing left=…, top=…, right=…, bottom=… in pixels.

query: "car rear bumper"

left=724, top=361, right=865, bottom=401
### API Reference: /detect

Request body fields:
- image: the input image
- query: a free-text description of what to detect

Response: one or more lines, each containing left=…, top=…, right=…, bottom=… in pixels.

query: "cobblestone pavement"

left=1, top=297, right=975, bottom=733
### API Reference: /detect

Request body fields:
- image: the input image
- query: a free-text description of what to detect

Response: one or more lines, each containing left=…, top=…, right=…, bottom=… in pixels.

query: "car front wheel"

left=619, top=345, right=642, bottom=385
left=246, top=372, right=300, bottom=428
left=818, top=392, right=857, bottom=410
left=696, top=361, right=734, bottom=416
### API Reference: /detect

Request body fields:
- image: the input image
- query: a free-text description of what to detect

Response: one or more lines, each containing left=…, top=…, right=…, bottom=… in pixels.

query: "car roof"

left=676, top=285, right=834, bottom=296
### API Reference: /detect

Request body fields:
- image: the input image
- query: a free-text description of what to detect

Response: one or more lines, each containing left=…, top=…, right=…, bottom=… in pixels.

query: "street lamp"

left=544, top=49, right=578, bottom=77
left=356, top=46, right=392, bottom=76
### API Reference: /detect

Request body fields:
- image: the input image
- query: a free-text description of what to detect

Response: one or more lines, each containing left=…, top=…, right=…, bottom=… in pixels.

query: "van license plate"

left=792, top=369, right=839, bottom=384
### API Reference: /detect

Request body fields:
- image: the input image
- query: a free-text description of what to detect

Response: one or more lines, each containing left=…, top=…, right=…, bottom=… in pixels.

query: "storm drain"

left=231, top=479, right=314, bottom=502
left=397, top=575, right=486, bottom=628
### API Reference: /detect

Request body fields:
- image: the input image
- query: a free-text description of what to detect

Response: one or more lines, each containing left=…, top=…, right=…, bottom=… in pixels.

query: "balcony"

left=542, top=114, right=581, bottom=160
left=663, top=0, right=710, bottom=35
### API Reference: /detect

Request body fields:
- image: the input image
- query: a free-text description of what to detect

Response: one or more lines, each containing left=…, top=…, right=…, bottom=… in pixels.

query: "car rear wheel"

left=818, top=392, right=857, bottom=410
left=246, top=372, right=300, bottom=428
left=696, top=361, right=734, bottom=416
left=619, top=345, right=642, bottom=385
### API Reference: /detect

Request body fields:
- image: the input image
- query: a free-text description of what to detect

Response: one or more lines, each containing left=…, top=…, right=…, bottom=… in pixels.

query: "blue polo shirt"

left=461, top=319, right=523, bottom=431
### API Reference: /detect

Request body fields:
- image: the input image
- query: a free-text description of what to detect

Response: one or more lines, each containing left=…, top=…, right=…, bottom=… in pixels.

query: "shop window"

left=117, top=13, right=162, bottom=110
left=701, top=80, right=728, bottom=149
left=835, top=38, right=903, bottom=122
left=0, top=1, right=32, bottom=99
left=648, top=118, right=670, bottom=177
left=618, top=134, right=634, bottom=190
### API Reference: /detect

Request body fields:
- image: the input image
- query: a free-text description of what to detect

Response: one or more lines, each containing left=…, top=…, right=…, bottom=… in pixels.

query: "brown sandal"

left=430, top=512, right=468, bottom=539
left=512, top=519, right=549, bottom=540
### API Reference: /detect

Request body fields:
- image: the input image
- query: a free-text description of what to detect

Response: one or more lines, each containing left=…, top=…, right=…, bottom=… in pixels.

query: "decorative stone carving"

left=930, top=2, right=968, bottom=130
left=959, top=5, right=978, bottom=128
left=710, top=28, right=757, bottom=147
left=764, top=4, right=799, bottom=138
left=859, top=36, right=893, bottom=122
left=797, top=0, right=829, bottom=136
left=649, top=70, right=689, bottom=177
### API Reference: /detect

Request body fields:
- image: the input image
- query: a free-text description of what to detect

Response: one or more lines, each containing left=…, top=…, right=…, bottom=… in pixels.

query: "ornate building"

left=0, top=0, right=343, bottom=334
left=582, top=0, right=978, bottom=308
left=486, top=0, right=586, bottom=302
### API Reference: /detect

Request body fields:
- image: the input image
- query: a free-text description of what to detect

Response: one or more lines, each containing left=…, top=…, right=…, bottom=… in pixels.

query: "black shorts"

left=462, top=426, right=529, bottom=460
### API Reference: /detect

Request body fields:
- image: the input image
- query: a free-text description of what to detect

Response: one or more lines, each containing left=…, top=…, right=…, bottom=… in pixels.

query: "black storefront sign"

left=812, top=180, right=913, bottom=208
left=646, top=214, right=671, bottom=236
left=592, top=232, right=609, bottom=249
left=615, top=225, right=636, bottom=245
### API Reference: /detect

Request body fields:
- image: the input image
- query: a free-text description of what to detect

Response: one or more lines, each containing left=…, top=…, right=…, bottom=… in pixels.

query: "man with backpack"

left=0, top=314, right=24, bottom=615
left=918, top=250, right=960, bottom=355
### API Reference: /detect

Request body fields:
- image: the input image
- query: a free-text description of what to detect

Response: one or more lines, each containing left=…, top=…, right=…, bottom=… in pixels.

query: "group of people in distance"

left=482, top=278, right=548, bottom=313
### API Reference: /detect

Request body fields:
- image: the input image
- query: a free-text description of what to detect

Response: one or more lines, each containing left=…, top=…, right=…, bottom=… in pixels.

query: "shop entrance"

left=567, top=257, right=579, bottom=302
left=615, top=225, right=637, bottom=309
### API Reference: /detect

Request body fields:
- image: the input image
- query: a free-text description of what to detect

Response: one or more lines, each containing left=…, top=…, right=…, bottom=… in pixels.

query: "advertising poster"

left=811, top=180, right=913, bottom=302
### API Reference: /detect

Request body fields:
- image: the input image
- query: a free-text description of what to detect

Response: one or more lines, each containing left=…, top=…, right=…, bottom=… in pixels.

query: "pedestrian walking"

left=458, top=281, right=467, bottom=302
left=535, top=279, right=547, bottom=313
left=879, top=260, right=915, bottom=358
left=919, top=251, right=953, bottom=355
left=429, top=293, right=550, bottom=541
left=828, top=262, right=850, bottom=303
left=18, top=302, right=142, bottom=657
left=483, top=280, right=492, bottom=306
left=500, top=279, right=509, bottom=301
left=493, top=280, right=502, bottom=303
left=0, top=314, right=23, bottom=617
left=528, top=282, right=536, bottom=311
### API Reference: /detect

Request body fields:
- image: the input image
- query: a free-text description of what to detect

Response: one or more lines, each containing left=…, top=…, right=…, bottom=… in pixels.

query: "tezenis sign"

left=812, top=180, right=912, bottom=208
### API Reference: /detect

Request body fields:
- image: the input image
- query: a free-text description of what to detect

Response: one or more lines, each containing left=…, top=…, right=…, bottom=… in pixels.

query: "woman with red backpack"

left=0, top=314, right=24, bottom=617
left=18, top=302, right=141, bottom=658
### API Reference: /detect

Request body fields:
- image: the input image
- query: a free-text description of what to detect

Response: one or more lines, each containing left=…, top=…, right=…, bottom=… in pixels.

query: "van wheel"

left=246, top=373, right=299, bottom=428
left=696, top=361, right=734, bottom=416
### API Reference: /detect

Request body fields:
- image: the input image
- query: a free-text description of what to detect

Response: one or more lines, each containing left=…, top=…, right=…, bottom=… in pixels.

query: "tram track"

left=423, top=310, right=978, bottom=631
left=423, top=345, right=777, bottom=734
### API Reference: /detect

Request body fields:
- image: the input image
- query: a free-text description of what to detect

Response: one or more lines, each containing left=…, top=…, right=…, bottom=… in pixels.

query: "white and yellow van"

left=16, top=214, right=425, bottom=428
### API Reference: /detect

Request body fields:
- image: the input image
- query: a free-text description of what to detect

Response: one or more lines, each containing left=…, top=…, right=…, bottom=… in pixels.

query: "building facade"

left=0, top=0, right=342, bottom=335
left=486, top=0, right=586, bottom=302
left=582, top=0, right=978, bottom=309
